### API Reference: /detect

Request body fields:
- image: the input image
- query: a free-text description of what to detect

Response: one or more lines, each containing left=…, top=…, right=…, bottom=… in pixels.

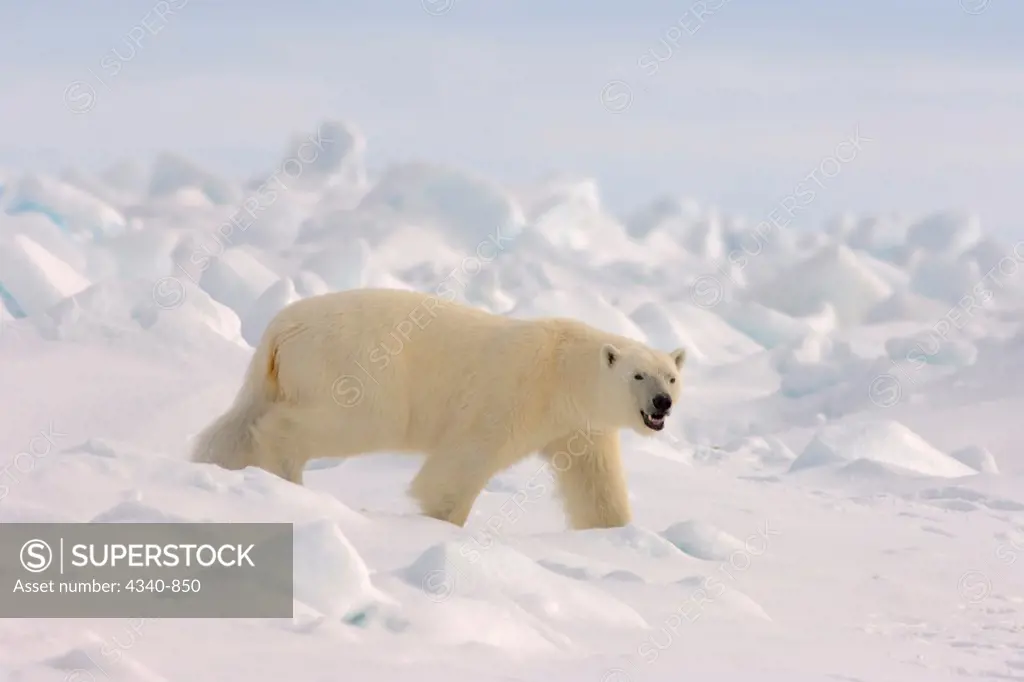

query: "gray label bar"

left=0, top=523, right=293, bottom=617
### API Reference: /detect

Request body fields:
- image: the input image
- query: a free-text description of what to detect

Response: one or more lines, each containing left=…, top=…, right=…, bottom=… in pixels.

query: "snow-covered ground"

left=1, top=119, right=1023, bottom=681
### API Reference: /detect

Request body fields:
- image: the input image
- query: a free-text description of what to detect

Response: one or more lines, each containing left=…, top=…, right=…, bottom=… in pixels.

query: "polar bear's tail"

left=189, top=329, right=282, bottom=471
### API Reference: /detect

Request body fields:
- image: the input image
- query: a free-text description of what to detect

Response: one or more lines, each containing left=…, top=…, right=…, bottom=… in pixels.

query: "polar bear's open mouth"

left=641, top=410, right=667, bottom=431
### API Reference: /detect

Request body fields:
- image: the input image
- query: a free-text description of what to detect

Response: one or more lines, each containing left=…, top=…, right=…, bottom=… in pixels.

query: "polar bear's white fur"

left=191, top=288, right=686, bottom=529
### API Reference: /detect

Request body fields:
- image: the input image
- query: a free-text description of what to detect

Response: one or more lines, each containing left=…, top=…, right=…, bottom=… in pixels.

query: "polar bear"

left=191, top=288, right=686, bottom=529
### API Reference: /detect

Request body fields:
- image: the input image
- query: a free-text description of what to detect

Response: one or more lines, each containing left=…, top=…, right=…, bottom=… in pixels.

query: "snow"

left=301, top=237, right=373, bottom=291
left=400, top=541, right=648, bottom=631
left=4, top=173, right=127, bottom=239
left=509, top=288, right=648, bottom=342
left=752, top=243, right=894, bottom=326
left=196, top=247, right=281, bottom=313
left=906, top=210, right=983, bottom=255
left=719, top=300, right=837, bottom=349
left=0, top=232, right=92, bottom=316
left=357, top=161, right=526, bottom=252
left=250, top=120, right=369, bottom=198
left=148, top=153, right=242, bottom=206
left=291, top=518, right=394, bottom=619
left=240, top=277, right=301, bottom=346
left=951, top=445, right=1000, bottom=474
left=1, top=117, right=1023, bottom=682
left=789, top=420, right=978, bottom=478
left=885, top=331, right=979, bottom=368
left=629, top=300, right=712, bottom=364
left=661, top=520, right=747, bottom=561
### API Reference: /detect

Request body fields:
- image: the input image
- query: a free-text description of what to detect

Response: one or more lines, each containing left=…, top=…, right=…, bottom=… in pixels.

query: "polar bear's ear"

left=601, top=343, right=620, bottom=368
left=670, top=347, right=687, bottom=369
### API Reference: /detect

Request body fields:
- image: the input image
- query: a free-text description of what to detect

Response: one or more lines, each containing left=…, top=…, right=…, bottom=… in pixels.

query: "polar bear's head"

left=599, top=343, right=687, bottom=436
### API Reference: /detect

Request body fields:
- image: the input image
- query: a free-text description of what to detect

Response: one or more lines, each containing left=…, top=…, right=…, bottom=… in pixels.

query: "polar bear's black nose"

left=652, top=393, right=672, bottom=412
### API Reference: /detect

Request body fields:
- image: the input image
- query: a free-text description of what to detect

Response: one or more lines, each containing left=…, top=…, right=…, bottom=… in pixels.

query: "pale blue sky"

left=2, top=0, right=1022, bottom=235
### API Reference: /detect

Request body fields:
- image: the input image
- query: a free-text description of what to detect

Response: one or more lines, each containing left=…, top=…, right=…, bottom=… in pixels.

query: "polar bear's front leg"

left=408, top=452, right=497, bottom=527
left=542, top=429, right=632, bottom=530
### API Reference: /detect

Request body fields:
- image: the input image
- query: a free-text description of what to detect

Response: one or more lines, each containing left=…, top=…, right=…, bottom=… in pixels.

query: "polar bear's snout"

left=641, top=392, right=672, bottom=431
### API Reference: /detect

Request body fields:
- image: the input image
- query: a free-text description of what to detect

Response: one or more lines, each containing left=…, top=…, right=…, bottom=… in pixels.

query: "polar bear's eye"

left=669, top=377, right=676, bottom=383
left=633, top=373, right=643, bottom=380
